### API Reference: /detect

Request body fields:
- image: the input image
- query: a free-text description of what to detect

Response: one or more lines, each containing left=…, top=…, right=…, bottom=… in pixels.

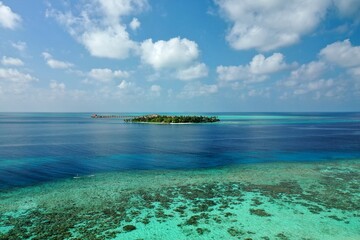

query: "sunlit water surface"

left=0, top=112, right=359, bottom=239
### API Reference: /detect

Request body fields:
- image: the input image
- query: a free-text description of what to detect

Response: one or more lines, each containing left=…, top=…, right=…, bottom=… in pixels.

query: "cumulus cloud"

left=293, top=79, right=335, bottom=96
left=179, top=82, right=218, bottom=98
left=1, top=56, right=24, bottom=66
left=47, top=0, right=148, bottom=59
left=89, top=68, right=130, bottom=82
left=217, top=53, right=289, bottom=82
left=141, top=37, right=199, bottom=69
left=0, top=68, right=37, bottom=95
left=0, top=2, right=22, bottom=29
left=282, top=61, right=326, bottom=87
left=333, top=0, right=360, bottom=19
left=103, top=80, right=146, bottom=100
left=249, top=53, right=289, bottom=74
left=130, top=17, right=140, bottom=30
left=140, top=37, right=208, bottom=80
left=319, top=39, right=360, bottom=68
left=215, top=1, right=360, bottom=52
left=0, top=68, right=36, bottom=83
left=176, top=63, right=208, bottom=81
left=48, top=1, right=206, bottom=80
left=279, top=60, right=345, bottom=99
left=349, top=67, right=360, bottom=77
left=215, top=0, right=330, bottom=51
left=247, top=88, right=270, bottom=98
left=42, top=52, right=73, bottom=69
left=319, top=39, right=360, bottom=81
left=80, top=25, right=137, bottom=59
left=97, top=0, right=148, bottom=21
left=118, top=80, right=133, bottom=90
left=50, top=80, right=66, bottom=91
left=12, top=41, right=27, bottom=51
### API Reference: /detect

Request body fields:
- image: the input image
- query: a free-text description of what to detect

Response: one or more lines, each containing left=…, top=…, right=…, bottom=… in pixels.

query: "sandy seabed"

left=0, top=160, right=359, bottom=240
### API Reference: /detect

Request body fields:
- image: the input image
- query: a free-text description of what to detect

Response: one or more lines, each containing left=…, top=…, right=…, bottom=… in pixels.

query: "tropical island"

left=124, top=114, right=220, bottom=124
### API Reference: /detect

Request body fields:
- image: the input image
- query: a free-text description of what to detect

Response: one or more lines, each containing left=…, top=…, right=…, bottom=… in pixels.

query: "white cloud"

left=349, top=67, right=360, bottom=77
left=215, top=0, right=330, bottom=51
left=279, top=60, right=345, bottom=99
left=176, top=63, right=208, bottom=80
left=130, top=17, right=140, bottom=30
left=47, top=59, right=73, bottom=69
left=118, top=80, right=133, bottom=90
left=319, top=39, right=360, bottom=68
left=280, top=61, right=326, bottom=90
left=0, top=68, right=37, bottom=96
left=1, top=56, right=24, bottom=66
left=42, top=52, right=52, bottom=59
left=319, top=39, right=360, bottom=81
left=140, top=37, right=208, bottom=81
left=247, top=88, right=270, bottom=98
left=141, top=37, right=199, bottom=69
left=293, top=79, right=334, bottom=96
left=0, top=68, right=36, bottom=83
left=47, top=0, right=148, bottom=59
left=282, top=61, right=326, bottom=87
left=81, top=25, right=137, bottom=59
left=179, top=82, right=218, bottom=98
left=42, top=52, right=73, bottom=69
left=97, top=0, right=148, bottom=22
left=89, top=68, right=130, bottom=82
left=113, top=79, right=145, bottom=98
left=50, top=80, right=66, bottom=91
left=333, top=0, right=360, bottom=19
left=48, top=1, right=206, bottom=81
left=0, top=2, right=21, bottom=29
left=217, top=65, right=251, bottom=82
left=217, top=53, right=289, bottom=82
left=307, top=79, right=334, bottom=91
left=12, top=41, right=27, bottom=51
left=249, top=53, right=288, bottom=74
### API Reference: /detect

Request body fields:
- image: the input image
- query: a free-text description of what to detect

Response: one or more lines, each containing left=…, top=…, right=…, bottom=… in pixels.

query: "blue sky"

left=0, top=0, right=360, bottom=112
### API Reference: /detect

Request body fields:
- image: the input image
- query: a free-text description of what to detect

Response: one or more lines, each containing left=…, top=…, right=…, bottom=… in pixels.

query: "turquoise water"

left=0, top=113, right=359, bottom=239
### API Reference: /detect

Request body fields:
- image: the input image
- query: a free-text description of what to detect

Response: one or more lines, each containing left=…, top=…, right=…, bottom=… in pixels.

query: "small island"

left=124, top=114, right=220, bottom=124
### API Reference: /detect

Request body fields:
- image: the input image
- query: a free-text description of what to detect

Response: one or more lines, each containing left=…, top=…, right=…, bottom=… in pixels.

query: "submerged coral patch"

left=249, top=208, right=271, bottom=217
left=0, top=161, right=359, bottom=239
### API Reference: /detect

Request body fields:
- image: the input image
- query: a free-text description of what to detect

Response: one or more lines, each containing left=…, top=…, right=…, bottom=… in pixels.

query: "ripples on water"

left=1, top=113, right=360, bottom=239
left=0, top=112, right=359, bottom=189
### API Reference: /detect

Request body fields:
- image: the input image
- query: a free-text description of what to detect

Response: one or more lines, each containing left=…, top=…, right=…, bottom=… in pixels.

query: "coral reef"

left=0, top=161, right=359, bottom=239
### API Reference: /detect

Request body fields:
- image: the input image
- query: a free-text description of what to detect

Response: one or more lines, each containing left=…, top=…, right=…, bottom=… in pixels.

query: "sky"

left=0, top=0, right=360, bottom=112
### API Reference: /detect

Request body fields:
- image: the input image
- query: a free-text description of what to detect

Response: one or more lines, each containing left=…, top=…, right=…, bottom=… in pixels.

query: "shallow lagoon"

left=0, top=113, right=359, bottom=239
left=0, top=160, right=359, bottom=239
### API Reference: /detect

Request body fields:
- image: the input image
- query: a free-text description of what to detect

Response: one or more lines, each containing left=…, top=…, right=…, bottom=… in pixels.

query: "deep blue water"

left=0, top=112, right=359, bottom=189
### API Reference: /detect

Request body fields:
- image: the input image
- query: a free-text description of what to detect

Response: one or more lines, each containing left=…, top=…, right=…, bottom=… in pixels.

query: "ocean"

left=0, top=112, right=359, bottom=239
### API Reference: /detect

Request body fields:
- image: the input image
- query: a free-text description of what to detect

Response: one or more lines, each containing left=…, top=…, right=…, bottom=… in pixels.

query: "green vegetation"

left=124, top=114, right=220, bottom=124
